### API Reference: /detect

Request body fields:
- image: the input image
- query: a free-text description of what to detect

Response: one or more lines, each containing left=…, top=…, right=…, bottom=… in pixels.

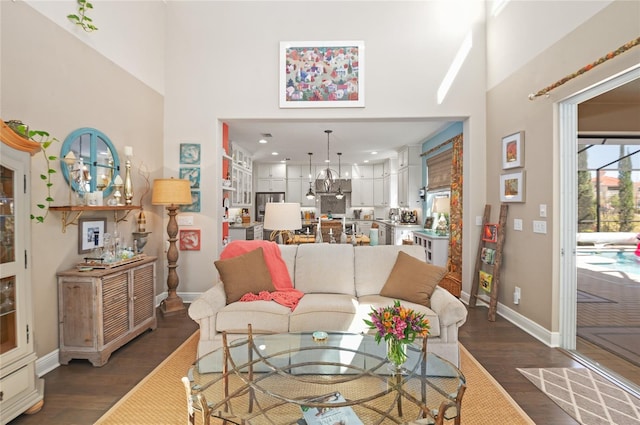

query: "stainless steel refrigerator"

left=255, top=192, right=285, bottom=222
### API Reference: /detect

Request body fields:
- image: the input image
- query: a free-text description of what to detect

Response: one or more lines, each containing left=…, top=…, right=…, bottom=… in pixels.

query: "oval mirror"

left=61, top=128, right=120, bottom=197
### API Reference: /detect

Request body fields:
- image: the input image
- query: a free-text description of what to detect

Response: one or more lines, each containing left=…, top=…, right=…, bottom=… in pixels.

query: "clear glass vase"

left=386, top=338, right=408, bottom=370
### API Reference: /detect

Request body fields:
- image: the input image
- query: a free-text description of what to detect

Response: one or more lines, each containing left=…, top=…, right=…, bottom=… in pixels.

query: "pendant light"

left=335, top=152, right=344, bottom=200
left=319, top=129, right=336, bottom=193
left=305, top=152, right=315, bottom=200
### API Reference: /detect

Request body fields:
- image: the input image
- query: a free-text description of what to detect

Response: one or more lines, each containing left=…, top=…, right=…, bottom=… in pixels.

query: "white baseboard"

left=460, top=290, right=559, bottom=347
left=36, top=349, right=60, bottom=378
left=155, top=291, right=200, bottom=306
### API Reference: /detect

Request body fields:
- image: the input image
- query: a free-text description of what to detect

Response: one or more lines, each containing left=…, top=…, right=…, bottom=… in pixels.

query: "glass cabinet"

left=0, top=120, right=44, bottom=423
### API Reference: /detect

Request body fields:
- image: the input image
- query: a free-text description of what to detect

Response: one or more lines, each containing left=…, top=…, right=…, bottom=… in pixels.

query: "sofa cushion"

left=294, top=244, right=355, bottom=295
left=216, top=300, right=290, bottom=334
left=380, top=251, right=446, bottom=307
left=354, top=245, right=426, bottom=297
left=357, top=294, right=441, bottom=337
left=289, top=294, right=359, bottom=332
left=214, top=247, right=275, bottom=304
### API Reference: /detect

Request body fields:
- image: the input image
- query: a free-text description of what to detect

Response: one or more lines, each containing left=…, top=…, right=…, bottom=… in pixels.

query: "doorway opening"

left=559, top=65, right=640, bottom=394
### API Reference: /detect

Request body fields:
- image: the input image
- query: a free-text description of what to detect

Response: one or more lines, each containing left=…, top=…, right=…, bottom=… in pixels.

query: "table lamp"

left=263, top=202, right=302, bottom=244
left=152, top=178, right=192, bottom=316
left=433, top=197, right=450, bottom=236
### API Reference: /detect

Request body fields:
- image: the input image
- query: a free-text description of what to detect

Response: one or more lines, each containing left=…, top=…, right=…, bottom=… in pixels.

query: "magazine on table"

left=300, top=392, right=363, bottom=425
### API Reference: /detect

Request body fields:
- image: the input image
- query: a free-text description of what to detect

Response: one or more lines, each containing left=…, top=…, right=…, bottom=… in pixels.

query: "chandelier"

left=318, top=129, right=338, bottom=193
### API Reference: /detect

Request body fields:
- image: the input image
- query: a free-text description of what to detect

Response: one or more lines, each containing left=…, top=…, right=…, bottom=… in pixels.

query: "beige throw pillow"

left=380, top=251, right=447, bottom=307
left=214, top=247, right=275, bottom=304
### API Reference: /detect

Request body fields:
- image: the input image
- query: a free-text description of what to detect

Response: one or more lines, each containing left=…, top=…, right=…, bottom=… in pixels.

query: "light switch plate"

left=475, top=216, right=483, bottom=226
left=178, top=215, right=194, bottom=226
left=539, top=204, right=547, bottom=218
left=533, top=220, right=547, bottom=234
left=513, top=218, right=523, bottom=231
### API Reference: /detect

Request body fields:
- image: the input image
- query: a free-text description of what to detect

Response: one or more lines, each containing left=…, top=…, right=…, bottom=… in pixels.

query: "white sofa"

left=188, top=244, right=468, bottom=366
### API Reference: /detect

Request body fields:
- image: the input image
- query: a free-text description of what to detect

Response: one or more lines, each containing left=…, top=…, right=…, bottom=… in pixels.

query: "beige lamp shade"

left=432, top=197, right=450, bottom=214
left=152, top=178, right=192, bottom=205
left=263, top=202, right=302, bottom=231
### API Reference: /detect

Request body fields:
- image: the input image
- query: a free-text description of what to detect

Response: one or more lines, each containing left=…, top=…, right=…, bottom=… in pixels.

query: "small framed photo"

left=78, top=217, right=107, bottom=254
left=481, top=247, right=496, bottom=265
left=502, top=131, right=524, bottom=169
left=479, top=271, right=493, bottom=292
left=179, top=229, right=201, bottom=251
left=500, top=171, right=526, bottom=202
left=279, top=40, right=365, bottom=108
left=180, top=143, right=201, bottom=165
left=482, top=224, right=499, bottom=243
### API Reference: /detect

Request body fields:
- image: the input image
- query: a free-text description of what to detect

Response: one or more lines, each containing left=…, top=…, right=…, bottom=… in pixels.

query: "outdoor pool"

left=577, top=250, right=640, bottom=278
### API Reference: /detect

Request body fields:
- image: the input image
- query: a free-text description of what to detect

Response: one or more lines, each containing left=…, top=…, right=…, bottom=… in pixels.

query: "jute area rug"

left=518, top=367, right=640, bottom=425
left=96, top=332, right=534, bottom=425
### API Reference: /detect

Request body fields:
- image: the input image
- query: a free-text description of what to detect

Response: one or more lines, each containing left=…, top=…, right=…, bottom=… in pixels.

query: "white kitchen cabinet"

left=257, top=163, right=286, bottom=179
left=397, top=165, right=421, bottom=208
left=287, top=178, right=316, bottom=207
left=0, top=125, right=44, bottom=424
left=230, top=144, right=252, bottom=207
left=257, top=178, right=286, bottom=192
left=413, top=231, right=449, bottom=267
left=352, top=178, right=374, bottom=207
left=352, top=164, right=373, bottom=179
left=229, top=223, right=264, bottom=241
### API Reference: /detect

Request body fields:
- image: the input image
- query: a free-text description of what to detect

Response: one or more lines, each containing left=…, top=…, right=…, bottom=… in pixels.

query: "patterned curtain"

left=440, top=134, right=463, bottom=296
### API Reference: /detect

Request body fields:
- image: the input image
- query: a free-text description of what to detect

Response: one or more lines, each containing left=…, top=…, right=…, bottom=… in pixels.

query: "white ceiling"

left=226, top=118, right=458, bottom=166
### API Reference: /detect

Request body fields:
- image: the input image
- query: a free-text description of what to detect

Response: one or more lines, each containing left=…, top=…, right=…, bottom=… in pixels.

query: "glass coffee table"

left=184, top=327, right=465, bottom=425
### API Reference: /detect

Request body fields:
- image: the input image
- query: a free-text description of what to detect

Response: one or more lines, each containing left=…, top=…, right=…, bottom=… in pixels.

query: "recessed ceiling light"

left=371, top=151, right=378, bottom=155
left=363, top=159, right=369, bottom=163
left=258, top=139, right=268, bottom=144
left=271, top=152, right=278, bottom=156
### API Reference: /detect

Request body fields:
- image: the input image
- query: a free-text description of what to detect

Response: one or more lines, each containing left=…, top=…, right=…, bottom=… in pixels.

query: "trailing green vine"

left=67, top=0, right=98, bottom=33
left=6, top=121, right=59, bottom=223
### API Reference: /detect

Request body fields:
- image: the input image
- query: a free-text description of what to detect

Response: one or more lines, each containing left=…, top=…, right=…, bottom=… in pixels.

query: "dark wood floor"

left=10, top=305, right=592, bottom=425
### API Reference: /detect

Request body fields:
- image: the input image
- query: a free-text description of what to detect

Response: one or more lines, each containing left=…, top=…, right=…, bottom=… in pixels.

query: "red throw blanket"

left=220, top=240, right=303, bottom=310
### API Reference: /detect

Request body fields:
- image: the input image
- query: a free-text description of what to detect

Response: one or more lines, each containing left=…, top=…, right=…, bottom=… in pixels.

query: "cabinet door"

left=101, top=272, right=129, bottom=345
left=59, top=279, right=95, bottom=349
left=398, top=168, right=408, bottom=206
left=287, top=179, right=303, bottom=204
left=373, top=178, right=384, bottom=206
left=131, top=263, right=155, bottom=327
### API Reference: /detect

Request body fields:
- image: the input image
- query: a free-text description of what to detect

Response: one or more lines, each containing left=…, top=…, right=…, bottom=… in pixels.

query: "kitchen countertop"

left=229, top=222, right=262, bottom=228
left=374, top=219, right=423, bottom=227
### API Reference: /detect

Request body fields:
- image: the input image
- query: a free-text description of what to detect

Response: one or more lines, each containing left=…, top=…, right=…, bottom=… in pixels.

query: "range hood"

left=315, top=179, right=351, bottom=193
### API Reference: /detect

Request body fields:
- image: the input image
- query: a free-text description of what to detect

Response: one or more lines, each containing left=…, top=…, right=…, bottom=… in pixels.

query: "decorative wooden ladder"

left=469, top=204, right=508, bottom=321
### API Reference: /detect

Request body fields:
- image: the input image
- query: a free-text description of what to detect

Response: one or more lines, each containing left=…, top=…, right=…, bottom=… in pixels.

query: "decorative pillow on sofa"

left=214, top=247, right=275, bottom=304
left=380, top=251, right=447, bottom=307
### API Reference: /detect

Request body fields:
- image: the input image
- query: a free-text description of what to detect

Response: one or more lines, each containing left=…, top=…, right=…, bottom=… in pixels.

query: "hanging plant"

left=67, top=0, right=98, bottom=33
left=6, top=120, right=60, bottom=223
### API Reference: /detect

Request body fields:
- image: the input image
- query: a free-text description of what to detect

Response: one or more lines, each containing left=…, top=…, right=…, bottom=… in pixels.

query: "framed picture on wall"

left=500, top=171, right=526, bottom=202
left=179, top=229, right=201, bottom=251
left=78, top=217, right=107, bottom=254
left=279, top=41, right=365, bottom=108
left=501, top=131, right=525, bottom=169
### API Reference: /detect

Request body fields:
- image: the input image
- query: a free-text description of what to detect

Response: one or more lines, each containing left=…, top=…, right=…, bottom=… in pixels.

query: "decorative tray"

left=77, top=255, right=146, bottom=270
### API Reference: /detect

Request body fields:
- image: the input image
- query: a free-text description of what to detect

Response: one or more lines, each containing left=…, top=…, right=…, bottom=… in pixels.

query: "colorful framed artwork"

left=180, top=167, right=201, bottom=189
left=481, top=247, right=496, bottom=265
left=479, top=271, right=493, bottom=292
left=482, top=224, right=498, bottom=243
left=181, top=190, right=201, bottom=213
left=180, top=143, right=201, bottom=165
left=78, top=217, right=107, bottom=254
left=500, top=171, right=526, bottom=202
left=179, top=229, right=201, bottom=251
left=502, top=131, right=524, bottom=169
left=279, top=41, right=365, bottom=108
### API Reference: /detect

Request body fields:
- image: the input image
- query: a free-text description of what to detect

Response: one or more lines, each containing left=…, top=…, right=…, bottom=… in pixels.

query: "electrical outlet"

left=475, top=216, right=483, bottom=226
left=513, top=218, right=523, bottom=231
left=514, top=286, right=521, bottom=304
left=178, top=215, right=194, bottom=226
left=533, top=220, right=547, bottom=234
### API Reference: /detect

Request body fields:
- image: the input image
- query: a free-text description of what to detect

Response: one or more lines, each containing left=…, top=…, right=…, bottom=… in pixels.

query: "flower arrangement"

left=364, top=300, right=430, bottom=366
